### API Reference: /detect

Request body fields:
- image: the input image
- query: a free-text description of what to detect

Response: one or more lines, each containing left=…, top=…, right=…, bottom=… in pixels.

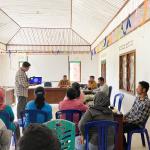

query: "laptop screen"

left=29, top=77, right=42, bottom=84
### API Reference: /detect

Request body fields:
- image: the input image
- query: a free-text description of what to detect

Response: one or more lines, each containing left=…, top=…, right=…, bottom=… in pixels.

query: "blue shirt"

left=25, top=100, right=52, bottom=126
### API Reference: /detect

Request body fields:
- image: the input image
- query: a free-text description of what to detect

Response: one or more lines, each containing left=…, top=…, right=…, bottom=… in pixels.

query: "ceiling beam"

left=7, top=28, right=21, bottom=45
left=0, top=8, right=21, bottom=27
left=70, top=0, right=72, bottom=28
left=71, top=29, right=90, bottom=45
left=21, top=27, right=71, bottom=30
left=91, top=0, right=130, bottom=45
left=7, top=44, right=91, bottom=47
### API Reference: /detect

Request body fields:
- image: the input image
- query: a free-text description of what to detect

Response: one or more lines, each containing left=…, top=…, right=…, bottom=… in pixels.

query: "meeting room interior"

left=0, top=0, right=150, bottom=150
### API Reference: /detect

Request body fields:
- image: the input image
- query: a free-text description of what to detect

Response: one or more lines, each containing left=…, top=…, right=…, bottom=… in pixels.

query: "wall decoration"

left=93, top=0, right=150, bottom=54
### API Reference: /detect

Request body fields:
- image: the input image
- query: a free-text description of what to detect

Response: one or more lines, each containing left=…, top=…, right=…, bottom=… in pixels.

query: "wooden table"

left=28, top=88, right=67, bottom=104
left=113, top=112, right=123, bottom=150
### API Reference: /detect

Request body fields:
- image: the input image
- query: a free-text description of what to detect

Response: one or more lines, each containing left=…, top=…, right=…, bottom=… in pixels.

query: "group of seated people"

left=0, top=80, right=150, bottom=150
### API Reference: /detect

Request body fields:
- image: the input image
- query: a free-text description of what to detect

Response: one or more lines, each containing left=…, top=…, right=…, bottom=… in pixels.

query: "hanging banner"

left=94, top=0, right=150, bottom=54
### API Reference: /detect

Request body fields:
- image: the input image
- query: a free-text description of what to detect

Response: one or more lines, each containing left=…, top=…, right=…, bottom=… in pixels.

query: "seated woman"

left=78, top=92, right=114, bottom=150
left=63, top=82, right=85, bottom=102
left=25, top=86, right=52, bottom=126
left=59, top=88, right=87, bottom=112
left=0, top=90, right=19, bottom=134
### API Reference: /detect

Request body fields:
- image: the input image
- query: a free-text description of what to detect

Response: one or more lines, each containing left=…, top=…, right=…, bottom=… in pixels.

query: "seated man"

left=87, top=76, right=97, bottom=90
left=58, top=75, right=71, bottom=88
left=123, top=81, right=150, bottom=149
left=18, top=124, right=61, bottom=150
left=93, top=77, right=109, bottom=96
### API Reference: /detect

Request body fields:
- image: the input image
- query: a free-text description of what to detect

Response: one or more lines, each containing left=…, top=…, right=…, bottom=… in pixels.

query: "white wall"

left=0, top=53, right=99, bottom=86
left=98, top=21, right=150, bottom=114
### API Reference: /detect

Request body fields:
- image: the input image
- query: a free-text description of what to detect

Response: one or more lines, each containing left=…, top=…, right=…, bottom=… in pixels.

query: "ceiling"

left=0, top=0, right=128, bottom=50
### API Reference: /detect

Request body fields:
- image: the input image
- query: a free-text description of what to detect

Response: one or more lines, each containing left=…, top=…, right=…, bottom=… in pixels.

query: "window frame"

left=119, top=50, right=136, bottom=95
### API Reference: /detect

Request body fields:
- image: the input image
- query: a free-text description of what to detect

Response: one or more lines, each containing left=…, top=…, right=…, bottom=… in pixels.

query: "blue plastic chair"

left=20, top=109, right=48, bottom=129
left=56, top=110, right=82, bottom=135
left=0, top=111, right=17, bottom=148
left=126, top=120, right=150, bottom=150
left=85, top=120, right=119, bottom=150
left=108, top=86, right=112, bottom=98
left=113, top=93, right=124, bottom=112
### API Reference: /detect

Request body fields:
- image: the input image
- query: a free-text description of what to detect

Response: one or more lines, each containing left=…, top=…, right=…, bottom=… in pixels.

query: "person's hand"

left=80, top=135, right=84, bottom=144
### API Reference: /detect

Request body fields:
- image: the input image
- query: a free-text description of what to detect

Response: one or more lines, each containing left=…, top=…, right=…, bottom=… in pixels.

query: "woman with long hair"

left=25, top=86, right=52, bottom=125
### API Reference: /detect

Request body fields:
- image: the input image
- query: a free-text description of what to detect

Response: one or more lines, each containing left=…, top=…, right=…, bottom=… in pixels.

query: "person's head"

left=0, top=89, right=4, bottom=105
left=136, top=81, right=149, bottom=96
left=18, top=124, right=60, bottom=150
left=98, top=77, right=105, bottom=86
left=72, top=82, right=81, bottom=98
left=93, top=92, right=110, bottom=108
left=22, top=61, right=31, bottom=72
left=34, top=86, right=45, bottom=109
left=66, top=88, right=77, bottom=100
left=63, top=75, right=67, bottom=80
left=89, top=76, right=95, bottom=81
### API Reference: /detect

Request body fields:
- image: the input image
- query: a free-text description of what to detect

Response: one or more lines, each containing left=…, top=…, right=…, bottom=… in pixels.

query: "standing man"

left=15, top=62, right=31, bottom=119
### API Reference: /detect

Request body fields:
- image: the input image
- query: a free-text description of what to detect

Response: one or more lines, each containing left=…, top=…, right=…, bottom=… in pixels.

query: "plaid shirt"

left=125, top=96, right=150, bottom=127
left=15, top=68, right=29, bottom=97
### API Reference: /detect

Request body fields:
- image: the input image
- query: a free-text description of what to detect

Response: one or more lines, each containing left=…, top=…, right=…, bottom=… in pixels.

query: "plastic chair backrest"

left=56, top=109, right=82, bottom=135
left=0, top=111, right=11, bottom=129
left=113, top=93, right=124, bottom=112
left=85, top=120, right=118, bottom=150
left=45, top=119, right=75, bottom=150
left=20, top=109, right=48, bottom=128
left=108, top=86, right=112, bottom=98
left=56, top=110, right=82, bottom=122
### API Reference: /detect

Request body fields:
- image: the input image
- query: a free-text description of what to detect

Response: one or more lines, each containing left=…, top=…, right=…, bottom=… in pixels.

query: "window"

left=69, top=61, right=81, bottom=82
left=119, top=51, right=136, bottom=94
left=101, top=60, right=106, bottom=82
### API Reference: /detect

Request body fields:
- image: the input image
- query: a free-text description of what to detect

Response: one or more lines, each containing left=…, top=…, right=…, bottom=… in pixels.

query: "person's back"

left=18, top=124, right=61, bottom=150
left=59, top=88, right=87, bottom=112
left=25, top=87, right=52, bottom=126
left=0, top=119, right=12, bottom=150
left=26, top=101, right=52, bottom=123
left=79, top=92, right=114, bottom=150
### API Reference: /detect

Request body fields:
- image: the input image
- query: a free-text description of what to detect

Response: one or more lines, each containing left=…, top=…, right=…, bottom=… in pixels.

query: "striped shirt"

left=125, top=96, right=150, bottom=127
left=15, top=68, right=29, bottom=97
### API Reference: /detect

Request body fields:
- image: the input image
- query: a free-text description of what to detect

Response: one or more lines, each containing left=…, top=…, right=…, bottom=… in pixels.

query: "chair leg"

left=141, top=133, right=146, bottom=147
left=127, top=133, right=132, bottom=150
left=145, top=129, right=150, bottom=150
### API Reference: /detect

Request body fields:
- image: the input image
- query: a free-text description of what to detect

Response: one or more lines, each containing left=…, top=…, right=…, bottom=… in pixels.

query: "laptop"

left=29, top=77, right=42, bottom=84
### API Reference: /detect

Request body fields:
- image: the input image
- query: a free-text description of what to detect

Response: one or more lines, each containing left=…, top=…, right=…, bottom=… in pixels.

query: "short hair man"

left=93, top=77, right=109, bottom=96
left=87, top=76, right=97, bottom=90
left=15, top=61, right=31, bottom=118
left=18, top=124, right=60, bottom=150
left=58, top=75, right=71, bottom=88
left=123, top=81, right=150, bottom=149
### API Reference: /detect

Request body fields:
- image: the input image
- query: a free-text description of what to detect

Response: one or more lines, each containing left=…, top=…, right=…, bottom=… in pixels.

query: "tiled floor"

left=10, top=104, right=150, bottom=150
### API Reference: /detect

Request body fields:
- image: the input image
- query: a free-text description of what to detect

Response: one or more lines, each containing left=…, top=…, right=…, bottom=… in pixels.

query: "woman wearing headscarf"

left=78, top=92, right=114, bottom=150
left=0, top=89, right=15, bottom=131
left=0, top=89, right=20, bottom=141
